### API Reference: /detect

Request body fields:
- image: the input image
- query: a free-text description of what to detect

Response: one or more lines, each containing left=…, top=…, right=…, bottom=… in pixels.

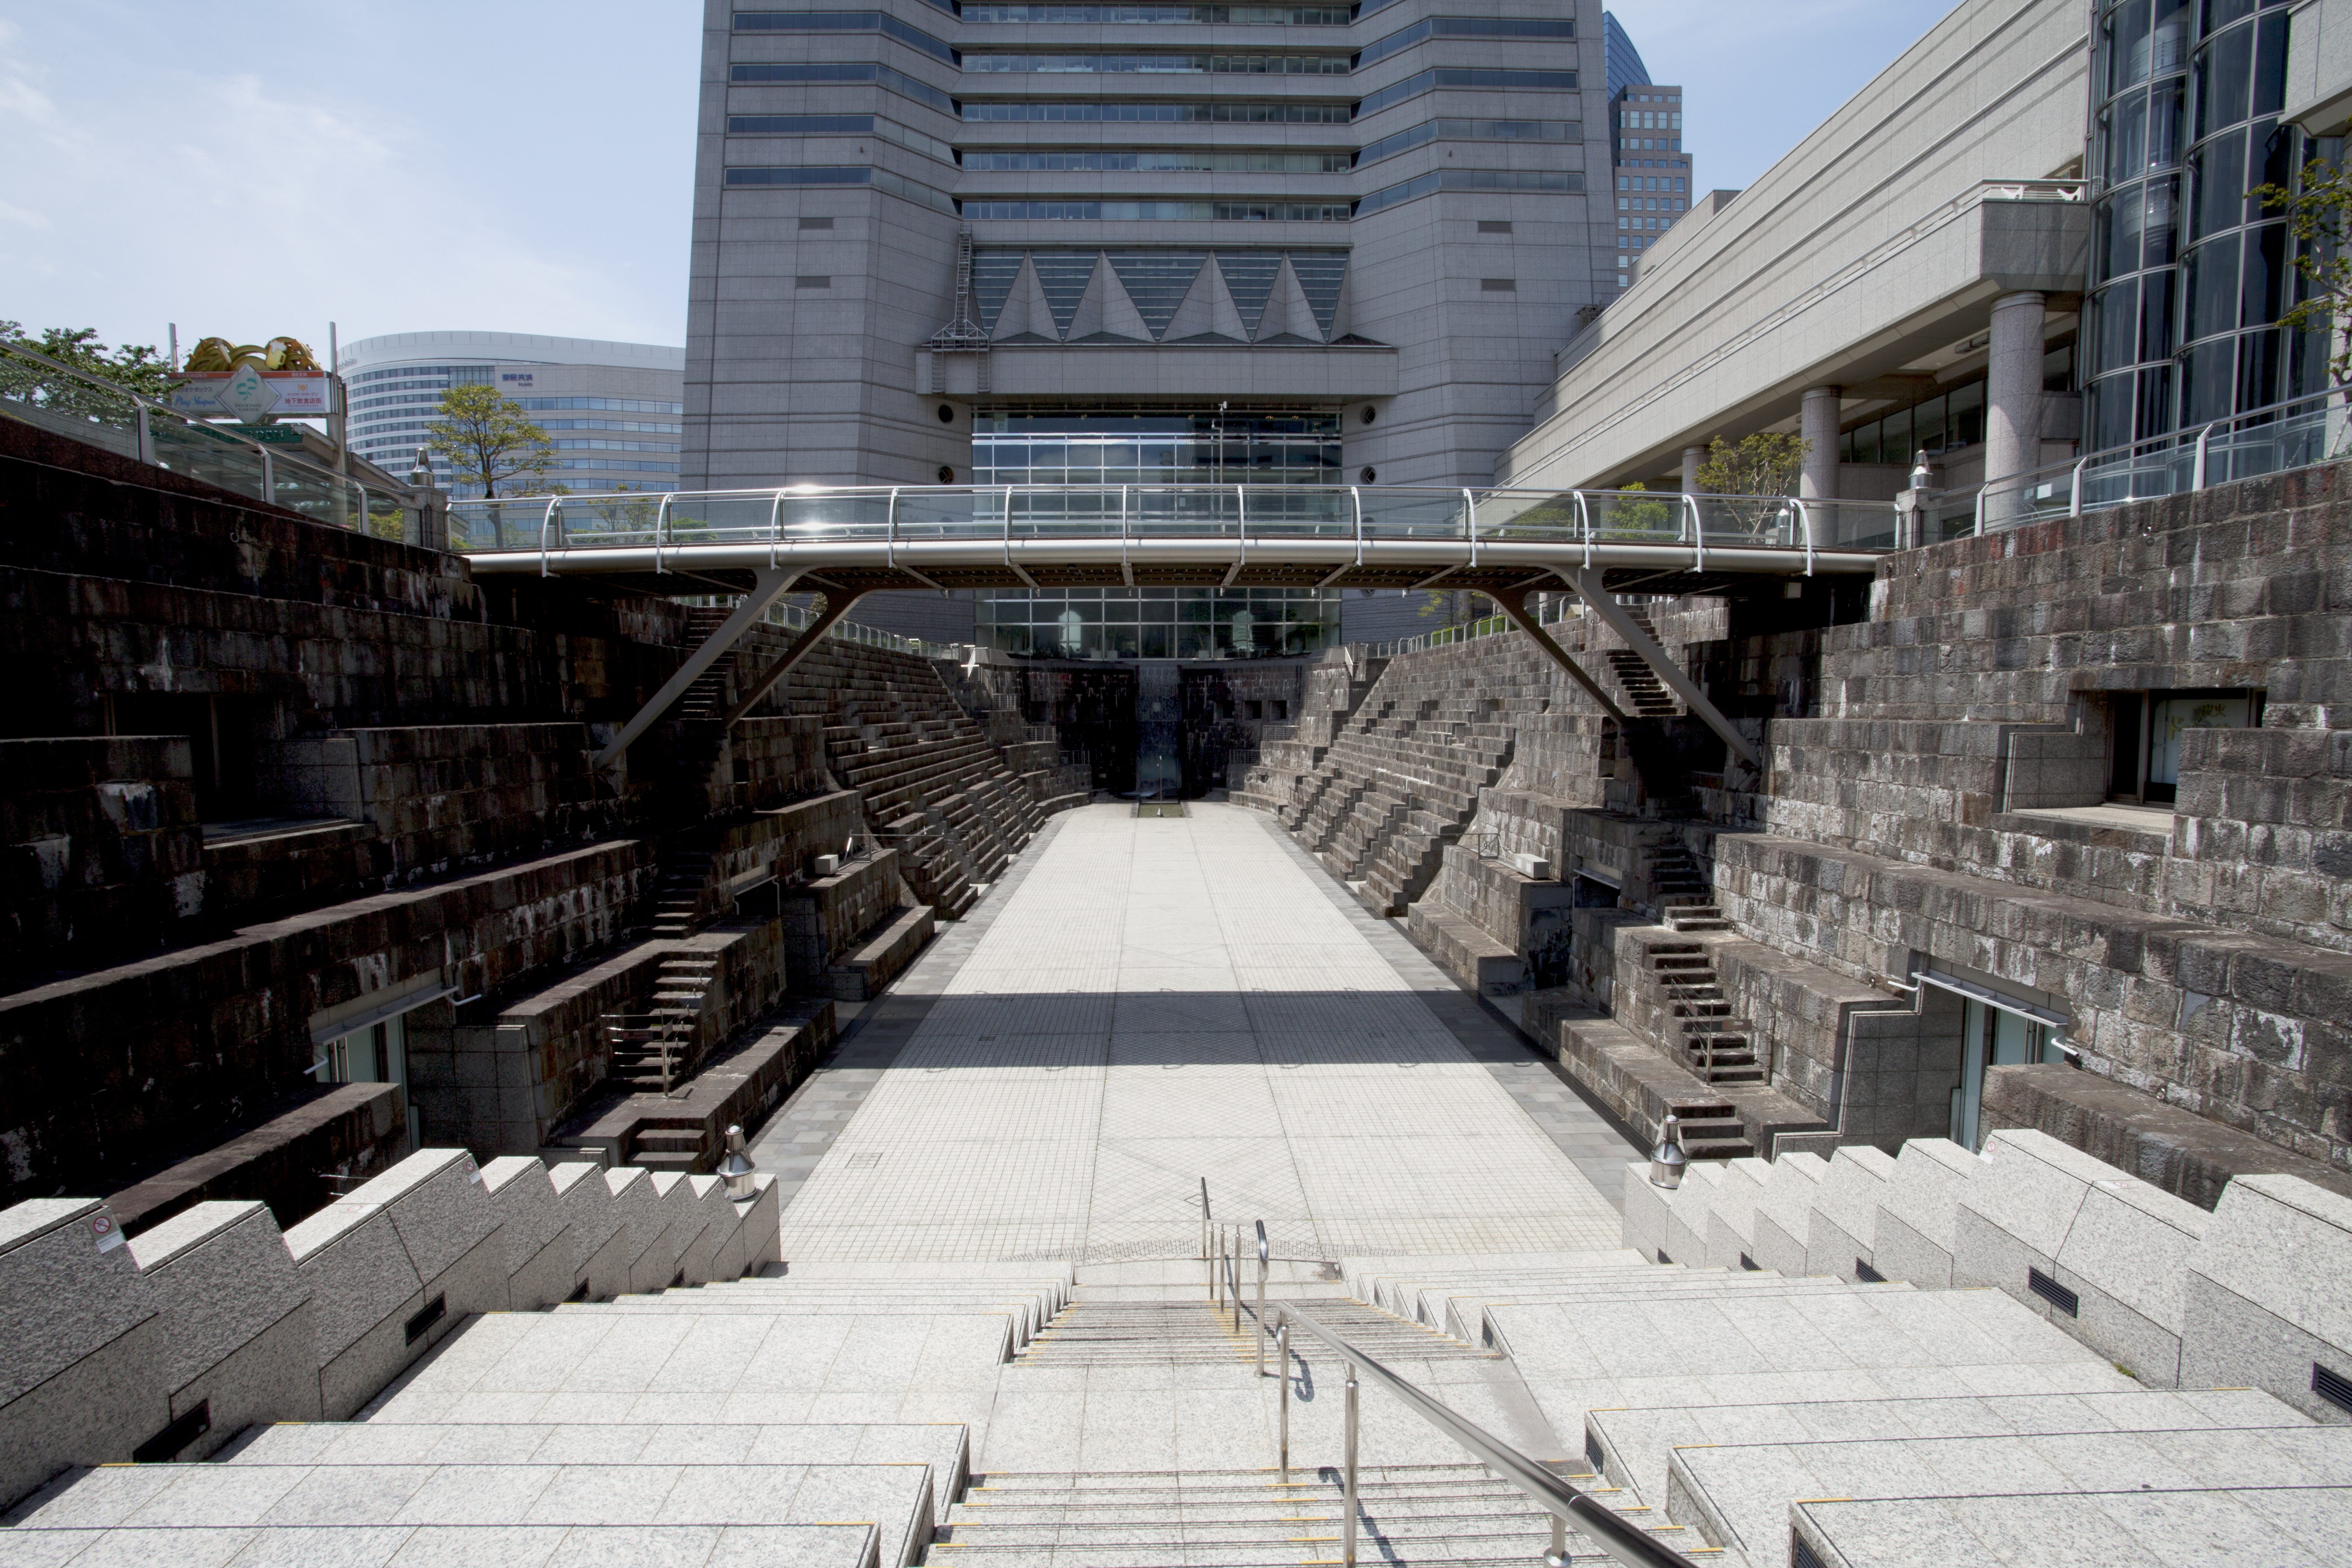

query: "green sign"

left=228, top=423, right=309, bottom=445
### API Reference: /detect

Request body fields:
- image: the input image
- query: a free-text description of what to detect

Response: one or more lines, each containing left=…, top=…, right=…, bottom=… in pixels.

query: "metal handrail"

left=1266, top=1294, right=1695, bottom=1568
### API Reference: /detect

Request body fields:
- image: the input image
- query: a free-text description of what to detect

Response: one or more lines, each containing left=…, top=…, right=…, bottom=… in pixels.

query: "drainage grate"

left=1791, top=1530, right=1828, bottom=1568
left=1134, top=801, right=1187, bottom=818
left=132, top=1400, right=210, bottom=1463
left=2316, top=1361, right=2352, bottom=1414
left=404, top=1293, right=447, bottom=1345
left=1854, top=1259, right=1885, bottom=1283
left=2027, top=1267, right=2080, bottom=1318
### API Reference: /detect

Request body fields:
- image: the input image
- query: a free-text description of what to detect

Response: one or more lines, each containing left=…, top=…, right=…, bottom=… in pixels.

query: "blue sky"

left=2, top=0, right=1955, bottom=357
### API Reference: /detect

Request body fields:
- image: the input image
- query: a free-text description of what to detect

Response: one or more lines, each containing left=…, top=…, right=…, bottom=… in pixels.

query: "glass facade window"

left=2085, top=0, right=2326, bottom=448
left=961, top=100, right=1353, bottom=123
left=971, top=408, right=1341, bottom=658
left=1354, top=68, right=1577, bottom=119
left=961, top=52, right=1352, bottom=74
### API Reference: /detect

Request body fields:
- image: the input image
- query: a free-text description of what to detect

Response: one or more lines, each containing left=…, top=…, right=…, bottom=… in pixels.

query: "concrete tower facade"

left=682, top=0, right=1614, bottom=494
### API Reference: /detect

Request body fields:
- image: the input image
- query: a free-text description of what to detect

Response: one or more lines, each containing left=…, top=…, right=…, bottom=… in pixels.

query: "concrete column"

left=1800, top=387, right=1841, bottom=499
left=1681, top=445, right=1705, bottom=493
left=1986, top=290, right=2047, bottom=484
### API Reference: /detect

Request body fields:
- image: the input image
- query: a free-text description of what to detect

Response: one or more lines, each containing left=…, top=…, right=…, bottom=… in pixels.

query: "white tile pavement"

left=775, top=805, right=1627, bottom=1264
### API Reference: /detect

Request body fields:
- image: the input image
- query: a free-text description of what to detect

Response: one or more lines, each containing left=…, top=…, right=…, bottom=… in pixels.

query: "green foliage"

left=1695, top=432, right=1808, bottom=498
left=1605, top=479, right=1676, bottom=534
left=0, top=321, right=178, bottom=418
left=425, top=382, right=555, bottom=498
left=2256, top=159, right=2352, bottom=388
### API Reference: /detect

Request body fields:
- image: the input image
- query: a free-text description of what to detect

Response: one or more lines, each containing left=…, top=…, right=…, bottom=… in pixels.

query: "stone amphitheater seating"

left=784, top=643, right=1071, bottom=918
left=1273, top=639, right=1576, bottom=916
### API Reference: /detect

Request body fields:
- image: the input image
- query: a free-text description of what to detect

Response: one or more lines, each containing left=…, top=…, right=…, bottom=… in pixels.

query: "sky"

left=3, top=0, right=1956, bottom=359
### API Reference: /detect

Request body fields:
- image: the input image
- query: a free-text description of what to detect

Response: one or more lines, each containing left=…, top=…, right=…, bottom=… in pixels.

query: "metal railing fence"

left=0, top=339, right=428, bottom=544
left=1919, top=385, right=2351, bottom=539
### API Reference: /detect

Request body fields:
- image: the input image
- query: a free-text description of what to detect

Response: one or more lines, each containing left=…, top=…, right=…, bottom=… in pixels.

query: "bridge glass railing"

left=454, top=482, right=1906, bottom=558
left=1924, top=387, right=2348, bottom=539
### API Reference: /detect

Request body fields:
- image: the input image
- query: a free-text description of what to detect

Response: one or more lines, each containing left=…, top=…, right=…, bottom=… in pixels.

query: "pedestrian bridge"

left=450, top=483, right=1897, bottom=600
left=450, top=485, right=1901, bottom=770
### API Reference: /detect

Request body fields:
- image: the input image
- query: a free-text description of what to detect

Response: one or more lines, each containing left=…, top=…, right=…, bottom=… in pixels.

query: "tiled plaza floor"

left=760, top=804, right=1637, bottom=1263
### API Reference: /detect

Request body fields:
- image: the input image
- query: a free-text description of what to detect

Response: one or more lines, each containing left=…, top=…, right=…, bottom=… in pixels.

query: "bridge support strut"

left=1487, top=588, right=1630, bottom=725
left=1557, top=568, right=1761, bottom=769
left=716, top=589, right=868, bottom=727
left=592, top=567, right=802, bottom=771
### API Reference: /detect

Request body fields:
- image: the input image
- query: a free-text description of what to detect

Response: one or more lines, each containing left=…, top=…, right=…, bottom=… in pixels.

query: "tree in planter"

left=1694, top=431, right=1809, bottom=536
left=424, top=383, right=556, bottom=498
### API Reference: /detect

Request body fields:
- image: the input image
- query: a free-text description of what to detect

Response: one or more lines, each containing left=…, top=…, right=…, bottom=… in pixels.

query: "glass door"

left=1950, top=998, right=2057, bottom=1150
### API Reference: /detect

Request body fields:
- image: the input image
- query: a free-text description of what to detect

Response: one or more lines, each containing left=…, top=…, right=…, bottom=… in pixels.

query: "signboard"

left=228, top=423, right=311, bottom=445
left=168, top=369, right=335, bottom=421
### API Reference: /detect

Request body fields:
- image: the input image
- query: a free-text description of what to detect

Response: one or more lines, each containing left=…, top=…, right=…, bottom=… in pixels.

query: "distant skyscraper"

left=1602, top=11, right=1650, bottom=98
left=1600, top=15, right=1688, bottom=292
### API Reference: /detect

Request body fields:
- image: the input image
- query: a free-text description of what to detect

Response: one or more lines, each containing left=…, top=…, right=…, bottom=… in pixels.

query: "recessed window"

left=2107, top=688, right=2263, bottom=805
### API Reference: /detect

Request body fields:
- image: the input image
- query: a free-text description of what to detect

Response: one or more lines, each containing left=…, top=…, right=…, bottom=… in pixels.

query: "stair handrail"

left=1250, top=1282, right=1695, bottom=1568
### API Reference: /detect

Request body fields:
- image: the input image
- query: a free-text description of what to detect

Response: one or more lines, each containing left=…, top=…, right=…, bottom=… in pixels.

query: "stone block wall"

left=0, top=838, right=658, bottom=1211
left=778, top=848, right=917, bottom=991
left=2168, top=726, right=2352, bottom=949
left=1, top=736, right=205, bottom=979
left=0, top=1148, right=783, bottom=1507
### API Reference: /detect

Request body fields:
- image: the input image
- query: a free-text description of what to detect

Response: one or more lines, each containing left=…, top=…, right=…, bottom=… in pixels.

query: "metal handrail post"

left=134, top=402, right=152, bottom=465
left=2193, top=422, right=2214, bottom=491
left=1342, top=1367, right=1360, bottom=1568
left=1255, top=1220, right=1269, bottom=1377
left=1199, top=1177, right=1210, bottom=1266
left=1973, top=485, right=1986, bottom=536
left=1276, top=1322, right=1295, bottom=1467
left=1230, top=1231, right=1241, bottom=1332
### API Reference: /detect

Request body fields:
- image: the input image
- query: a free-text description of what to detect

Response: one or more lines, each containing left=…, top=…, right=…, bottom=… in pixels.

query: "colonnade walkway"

left=757, top=803, right=1635, bottom=1265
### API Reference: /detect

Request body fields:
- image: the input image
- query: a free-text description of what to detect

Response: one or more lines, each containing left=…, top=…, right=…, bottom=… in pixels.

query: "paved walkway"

left=758, top=804, right=1636, bottom=1263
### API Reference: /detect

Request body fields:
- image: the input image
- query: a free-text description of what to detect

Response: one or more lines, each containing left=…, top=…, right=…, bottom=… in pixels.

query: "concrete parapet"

left=1746, top=1150, right=1827, bottom=1277
left=2182, top=1173, right=2352, bottom=1421
left=1804, top=1144, right=1897, bottom=1281
left=1952, top=1128, right=2208, bottom=1385
left=0, top=1143, right=784, bottom=1506
left=1870, top=1137, right=1983, bottom=1287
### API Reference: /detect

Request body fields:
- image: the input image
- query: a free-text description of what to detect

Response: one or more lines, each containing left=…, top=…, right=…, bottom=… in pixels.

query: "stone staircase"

left=646, top=827, right=720, bottom=936
left=786, top=642, right=1056, bottom=919
left=1601, top=607, right=1681, bottom=720
left=1642, top=939, right=1766, bottom=1088
left=1645, top=842, right=1728, bottom=932
left=603, top=951, right=720, bottom=1099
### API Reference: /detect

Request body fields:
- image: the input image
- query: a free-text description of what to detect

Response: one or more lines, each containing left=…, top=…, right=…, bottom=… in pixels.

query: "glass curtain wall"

left=2084, top=0, right=2330, bottom=452
left=972, top=406, right=1342, bottom=658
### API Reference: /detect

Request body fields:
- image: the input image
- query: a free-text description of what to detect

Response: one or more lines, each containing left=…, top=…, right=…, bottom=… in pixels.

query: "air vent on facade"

left=1854, top=1259, right=1885, bottom=1283
left=1792, top=1530, right=1828, bottom=1568
left=1478, top=220, right=1513, bottom=233
left=405, top=1293, right=448, bottom=1345
left=2027, top=1267, right=2080, bottom=1317
left=1585, top=1432, right=1605, bottom=1475
left=1480, top=278, right=1517, bottom=291
left=132, top=1400, right=211, bottom=1463
left=2315, top=1360, right=2352, bottom=1414
left=800, top=217, right=835, bottom=230
left=797, top=276, right=832, bottom=289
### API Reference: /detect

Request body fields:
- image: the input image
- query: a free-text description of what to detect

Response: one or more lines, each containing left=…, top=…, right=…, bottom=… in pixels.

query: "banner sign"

left=168, top=366, right=335, bottom=422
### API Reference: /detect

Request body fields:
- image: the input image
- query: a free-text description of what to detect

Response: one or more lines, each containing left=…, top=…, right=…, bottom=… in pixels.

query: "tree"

left=2256, top=159, right=2352, bottom=392
left=424, top=383, right=555, bottom=498
left=1694, top=432, right=1808, bottom=497
left=0, top=321, right=177, bottom=415
left=1604, top=479, right=1677, bottom=536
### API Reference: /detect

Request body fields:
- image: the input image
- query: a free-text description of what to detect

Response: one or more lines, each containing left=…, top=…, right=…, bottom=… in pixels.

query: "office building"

left=1602, top=12, right=1691, bottom=291
left=337, top=331, right=684, bottom=499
